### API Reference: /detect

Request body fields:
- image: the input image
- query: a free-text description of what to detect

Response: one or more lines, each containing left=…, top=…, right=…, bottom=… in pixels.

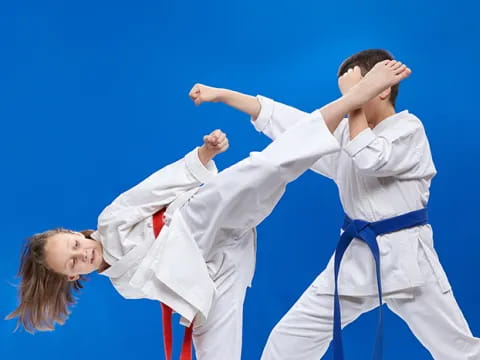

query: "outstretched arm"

left=189, top=83, right=341, bottom=179
left=189, top=83, right=347, bottom=134
left=189, top=84, right=262, bottom=120
left=97, top=130, right=228, bottom=231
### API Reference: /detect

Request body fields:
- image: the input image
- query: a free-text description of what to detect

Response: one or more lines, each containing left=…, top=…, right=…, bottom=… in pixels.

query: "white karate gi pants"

left=179, top=114, right=339, bottom=360
left=261, top=243, right=480, bottom=360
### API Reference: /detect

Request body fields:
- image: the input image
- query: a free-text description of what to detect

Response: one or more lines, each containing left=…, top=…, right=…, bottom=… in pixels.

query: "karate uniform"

left=254, top=96, right=480, bottom=360
left=91, top=113, right=339, bottom=360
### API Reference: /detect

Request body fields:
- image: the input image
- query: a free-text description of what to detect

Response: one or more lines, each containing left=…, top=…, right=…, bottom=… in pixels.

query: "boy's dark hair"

left=338, top=49, right=399, bottom=107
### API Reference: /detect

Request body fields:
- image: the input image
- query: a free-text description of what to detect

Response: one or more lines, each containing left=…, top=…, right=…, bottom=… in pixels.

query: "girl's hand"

left=189, top=84, right=223, bottom=106
left=198, top=129, right=229, bottom=165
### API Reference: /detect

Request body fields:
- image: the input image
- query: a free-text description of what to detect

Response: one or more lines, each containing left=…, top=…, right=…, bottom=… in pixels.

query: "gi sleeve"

left=97, top=148, right=218, bottom=230
left=343, top=115, right=435, bottom=179
left=252, top=95, right=344, bottom=179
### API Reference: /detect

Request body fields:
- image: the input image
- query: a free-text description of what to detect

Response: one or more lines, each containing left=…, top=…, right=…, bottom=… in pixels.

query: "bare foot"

left=338, top=66, right=363, bottom=95
left=347, top=60, right=411, bottom=108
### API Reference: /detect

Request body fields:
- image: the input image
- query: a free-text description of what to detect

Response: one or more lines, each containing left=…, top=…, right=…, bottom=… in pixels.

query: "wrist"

left=198, top=145, right=216, bottom=165
left=216, top=88, right=230, bottom=103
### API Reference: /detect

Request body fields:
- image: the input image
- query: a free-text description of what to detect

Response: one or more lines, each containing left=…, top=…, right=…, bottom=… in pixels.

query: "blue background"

left=1, top=1, right=479, bottom=359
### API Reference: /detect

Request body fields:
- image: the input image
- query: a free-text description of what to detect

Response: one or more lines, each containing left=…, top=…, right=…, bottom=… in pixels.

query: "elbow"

left=351, top=140, right=393, bottom=176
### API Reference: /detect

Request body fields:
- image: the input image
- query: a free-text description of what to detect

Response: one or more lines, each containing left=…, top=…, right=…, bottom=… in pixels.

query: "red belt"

left=153, top=208, right=194, bottom=360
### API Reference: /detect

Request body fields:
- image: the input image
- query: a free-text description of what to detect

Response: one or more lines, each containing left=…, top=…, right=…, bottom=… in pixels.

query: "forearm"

left=197, top=145, right=217, bottom=166
left=99, top=148, right=217, bottom=228
left=217, top=89, right=261, bottom=120
left=348, top=109, right=369, bottom=139
left=318, top=92, right=359, bottom=133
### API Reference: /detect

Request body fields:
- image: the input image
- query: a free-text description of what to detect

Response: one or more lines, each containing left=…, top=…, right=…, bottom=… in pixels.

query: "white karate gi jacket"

left=253, top=96, right=451, bottom=297
left=92, top=148, right=218, bottom=326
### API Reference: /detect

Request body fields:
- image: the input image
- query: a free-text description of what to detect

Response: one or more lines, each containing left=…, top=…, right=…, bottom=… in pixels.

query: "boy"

left=191, top=50, right=479, bottom=359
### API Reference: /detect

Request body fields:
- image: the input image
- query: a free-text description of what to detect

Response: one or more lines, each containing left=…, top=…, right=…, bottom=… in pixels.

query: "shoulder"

left=376, top=111, right=427, bottom=141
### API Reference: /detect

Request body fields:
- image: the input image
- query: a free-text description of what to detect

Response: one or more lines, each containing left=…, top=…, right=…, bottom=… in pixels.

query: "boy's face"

left=44, top=232, right=104, bottom=280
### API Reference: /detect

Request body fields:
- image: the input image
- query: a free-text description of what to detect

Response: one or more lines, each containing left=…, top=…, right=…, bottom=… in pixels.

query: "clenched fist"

left=198, top=129, right=229, bottom=165
left=189, top=84, right=223, bottom=106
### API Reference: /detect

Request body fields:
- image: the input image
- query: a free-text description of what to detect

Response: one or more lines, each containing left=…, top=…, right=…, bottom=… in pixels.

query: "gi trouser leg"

left=180, top=113, right=339, bottom=360
left=386, top=281, right=480, bottom=359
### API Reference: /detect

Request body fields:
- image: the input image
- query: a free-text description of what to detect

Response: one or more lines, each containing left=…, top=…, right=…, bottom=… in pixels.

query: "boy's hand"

left=198, top=129, right=229, bottom=165
left=189, top=84, right=222, bottom=105
left=338, top=66, right=363, bottom=95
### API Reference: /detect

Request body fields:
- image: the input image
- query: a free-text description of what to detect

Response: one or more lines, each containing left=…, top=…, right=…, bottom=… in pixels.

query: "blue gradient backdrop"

left=1, top=1, right=479, bottom=359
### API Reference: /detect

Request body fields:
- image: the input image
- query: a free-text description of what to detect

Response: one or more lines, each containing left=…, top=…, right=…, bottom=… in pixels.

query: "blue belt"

left=333, top=208, right=429, bottom=360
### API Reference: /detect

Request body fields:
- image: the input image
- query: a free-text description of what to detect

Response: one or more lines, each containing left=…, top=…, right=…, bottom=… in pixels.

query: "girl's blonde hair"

left=6, top=229, right=92, bottom=333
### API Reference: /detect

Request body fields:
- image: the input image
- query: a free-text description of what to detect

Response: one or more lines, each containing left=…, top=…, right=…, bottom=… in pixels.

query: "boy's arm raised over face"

left=339, top=63, right=431, bottom=179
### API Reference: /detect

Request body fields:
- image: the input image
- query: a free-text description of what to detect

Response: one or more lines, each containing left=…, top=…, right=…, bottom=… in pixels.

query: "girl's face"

left=44, top=232, right=104, bottom=281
